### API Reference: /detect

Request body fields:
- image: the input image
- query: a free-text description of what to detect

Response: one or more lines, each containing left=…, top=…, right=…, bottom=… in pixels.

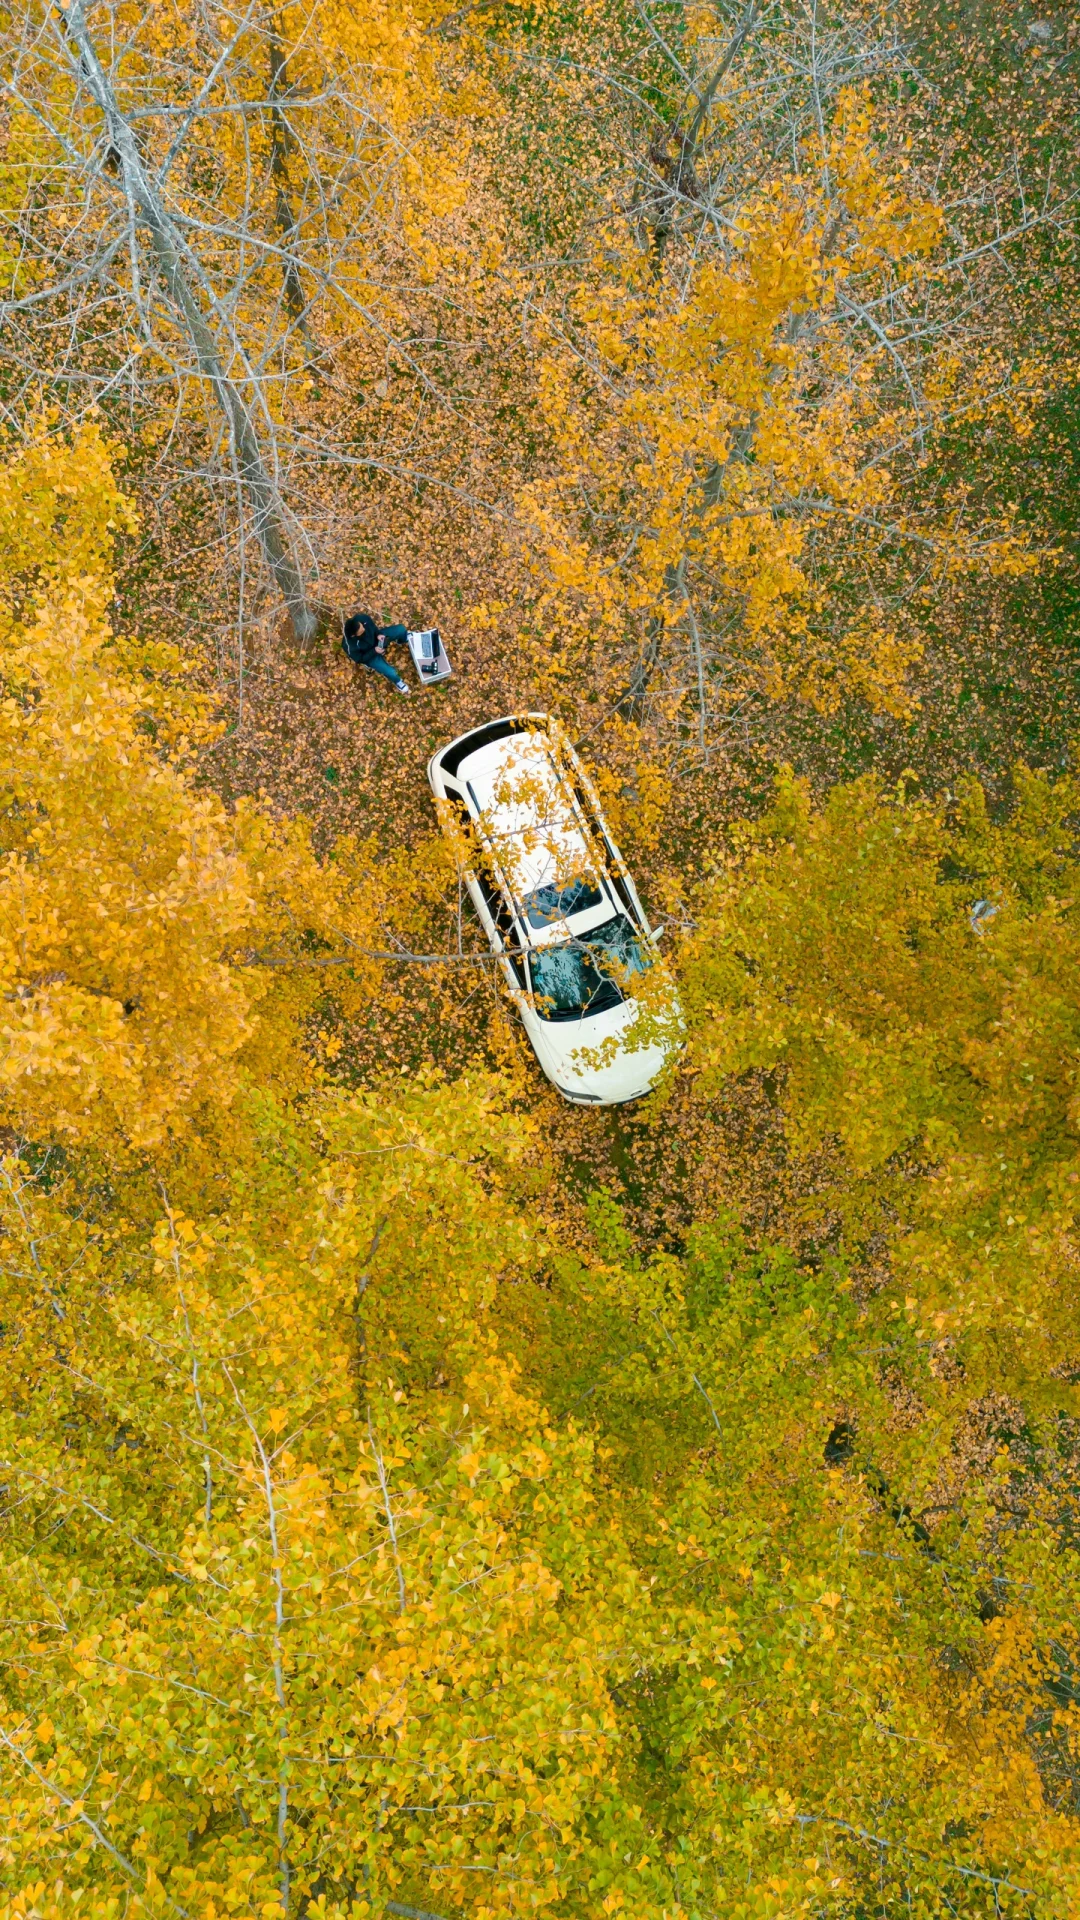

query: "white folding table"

left=406, top=627, right=452, bottom=687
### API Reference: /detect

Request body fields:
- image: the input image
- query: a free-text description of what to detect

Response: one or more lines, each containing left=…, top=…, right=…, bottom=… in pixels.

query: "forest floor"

left=122, top=0, right=1080, bottom=1254
left=163, top=495, right=1079, bottom=1264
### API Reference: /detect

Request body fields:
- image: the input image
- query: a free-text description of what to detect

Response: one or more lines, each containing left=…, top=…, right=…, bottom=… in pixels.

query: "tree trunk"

left=59, top=0, right=318, bottom=642
left=267, top=25, right=320, bottom=378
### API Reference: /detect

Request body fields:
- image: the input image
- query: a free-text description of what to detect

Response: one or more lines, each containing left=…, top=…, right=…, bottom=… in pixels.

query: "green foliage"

left=0, top=1081, right=655, bottom=1920
left=511, top=1178, right=1080, bottom=1914
left=686, top=761, right=1080, bottom=1270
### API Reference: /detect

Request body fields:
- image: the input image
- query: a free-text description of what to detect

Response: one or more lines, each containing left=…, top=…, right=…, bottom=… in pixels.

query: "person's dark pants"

left=367, top=653, right=406, bottom=688
left=368, top=627, right=409, bottom=688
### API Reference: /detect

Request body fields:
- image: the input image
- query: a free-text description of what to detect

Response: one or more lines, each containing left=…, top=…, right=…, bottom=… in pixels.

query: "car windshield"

left=529, top=913, right=652, bottom=1022
left=522, top=877, right=603, bottom=928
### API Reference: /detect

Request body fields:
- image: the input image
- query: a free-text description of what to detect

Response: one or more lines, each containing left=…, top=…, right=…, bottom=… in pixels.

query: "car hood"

left=528, top=992, right=680, bottom=1104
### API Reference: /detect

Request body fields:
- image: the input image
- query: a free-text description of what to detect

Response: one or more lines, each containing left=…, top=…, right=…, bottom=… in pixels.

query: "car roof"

left=453, top=728, right=614, bottom=941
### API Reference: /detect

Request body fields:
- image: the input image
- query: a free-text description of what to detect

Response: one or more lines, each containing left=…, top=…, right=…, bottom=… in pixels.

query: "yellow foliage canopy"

left=0, top=425, right=413, bottom=1153
left=2, top=0, right=1080, bottom=1897
left=524, top=84, right=1038, bottom=748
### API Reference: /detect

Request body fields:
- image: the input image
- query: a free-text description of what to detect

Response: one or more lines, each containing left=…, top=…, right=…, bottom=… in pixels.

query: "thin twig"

left=368, top=1414, right=407, bottom=1614
left=0, top=1724, right=191, bottom=1916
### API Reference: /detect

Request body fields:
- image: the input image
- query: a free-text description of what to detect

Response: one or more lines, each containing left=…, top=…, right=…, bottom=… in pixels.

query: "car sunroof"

left=522, top=878, right=604, bottom=928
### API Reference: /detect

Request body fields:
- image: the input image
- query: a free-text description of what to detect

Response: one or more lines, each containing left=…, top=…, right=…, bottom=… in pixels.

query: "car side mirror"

left=651, top=924, right=665, bottom=941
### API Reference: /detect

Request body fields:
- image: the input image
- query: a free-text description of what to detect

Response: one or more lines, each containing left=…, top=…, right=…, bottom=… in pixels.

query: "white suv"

left=428, top=713, right=683, bottom=1106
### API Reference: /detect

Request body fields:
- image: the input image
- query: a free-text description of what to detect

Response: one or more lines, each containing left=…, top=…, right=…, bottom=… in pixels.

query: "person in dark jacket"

left=342, top=612, right=412, bottom=693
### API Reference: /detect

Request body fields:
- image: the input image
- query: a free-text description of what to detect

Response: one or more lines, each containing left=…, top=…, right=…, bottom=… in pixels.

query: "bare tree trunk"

left=59, top=0, right=318, bottom=642
left=625, top=610, right=665, bottom=721
left=675, top=555, right=708, bottom=766
left=267, top=24, right=320, bottom=379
